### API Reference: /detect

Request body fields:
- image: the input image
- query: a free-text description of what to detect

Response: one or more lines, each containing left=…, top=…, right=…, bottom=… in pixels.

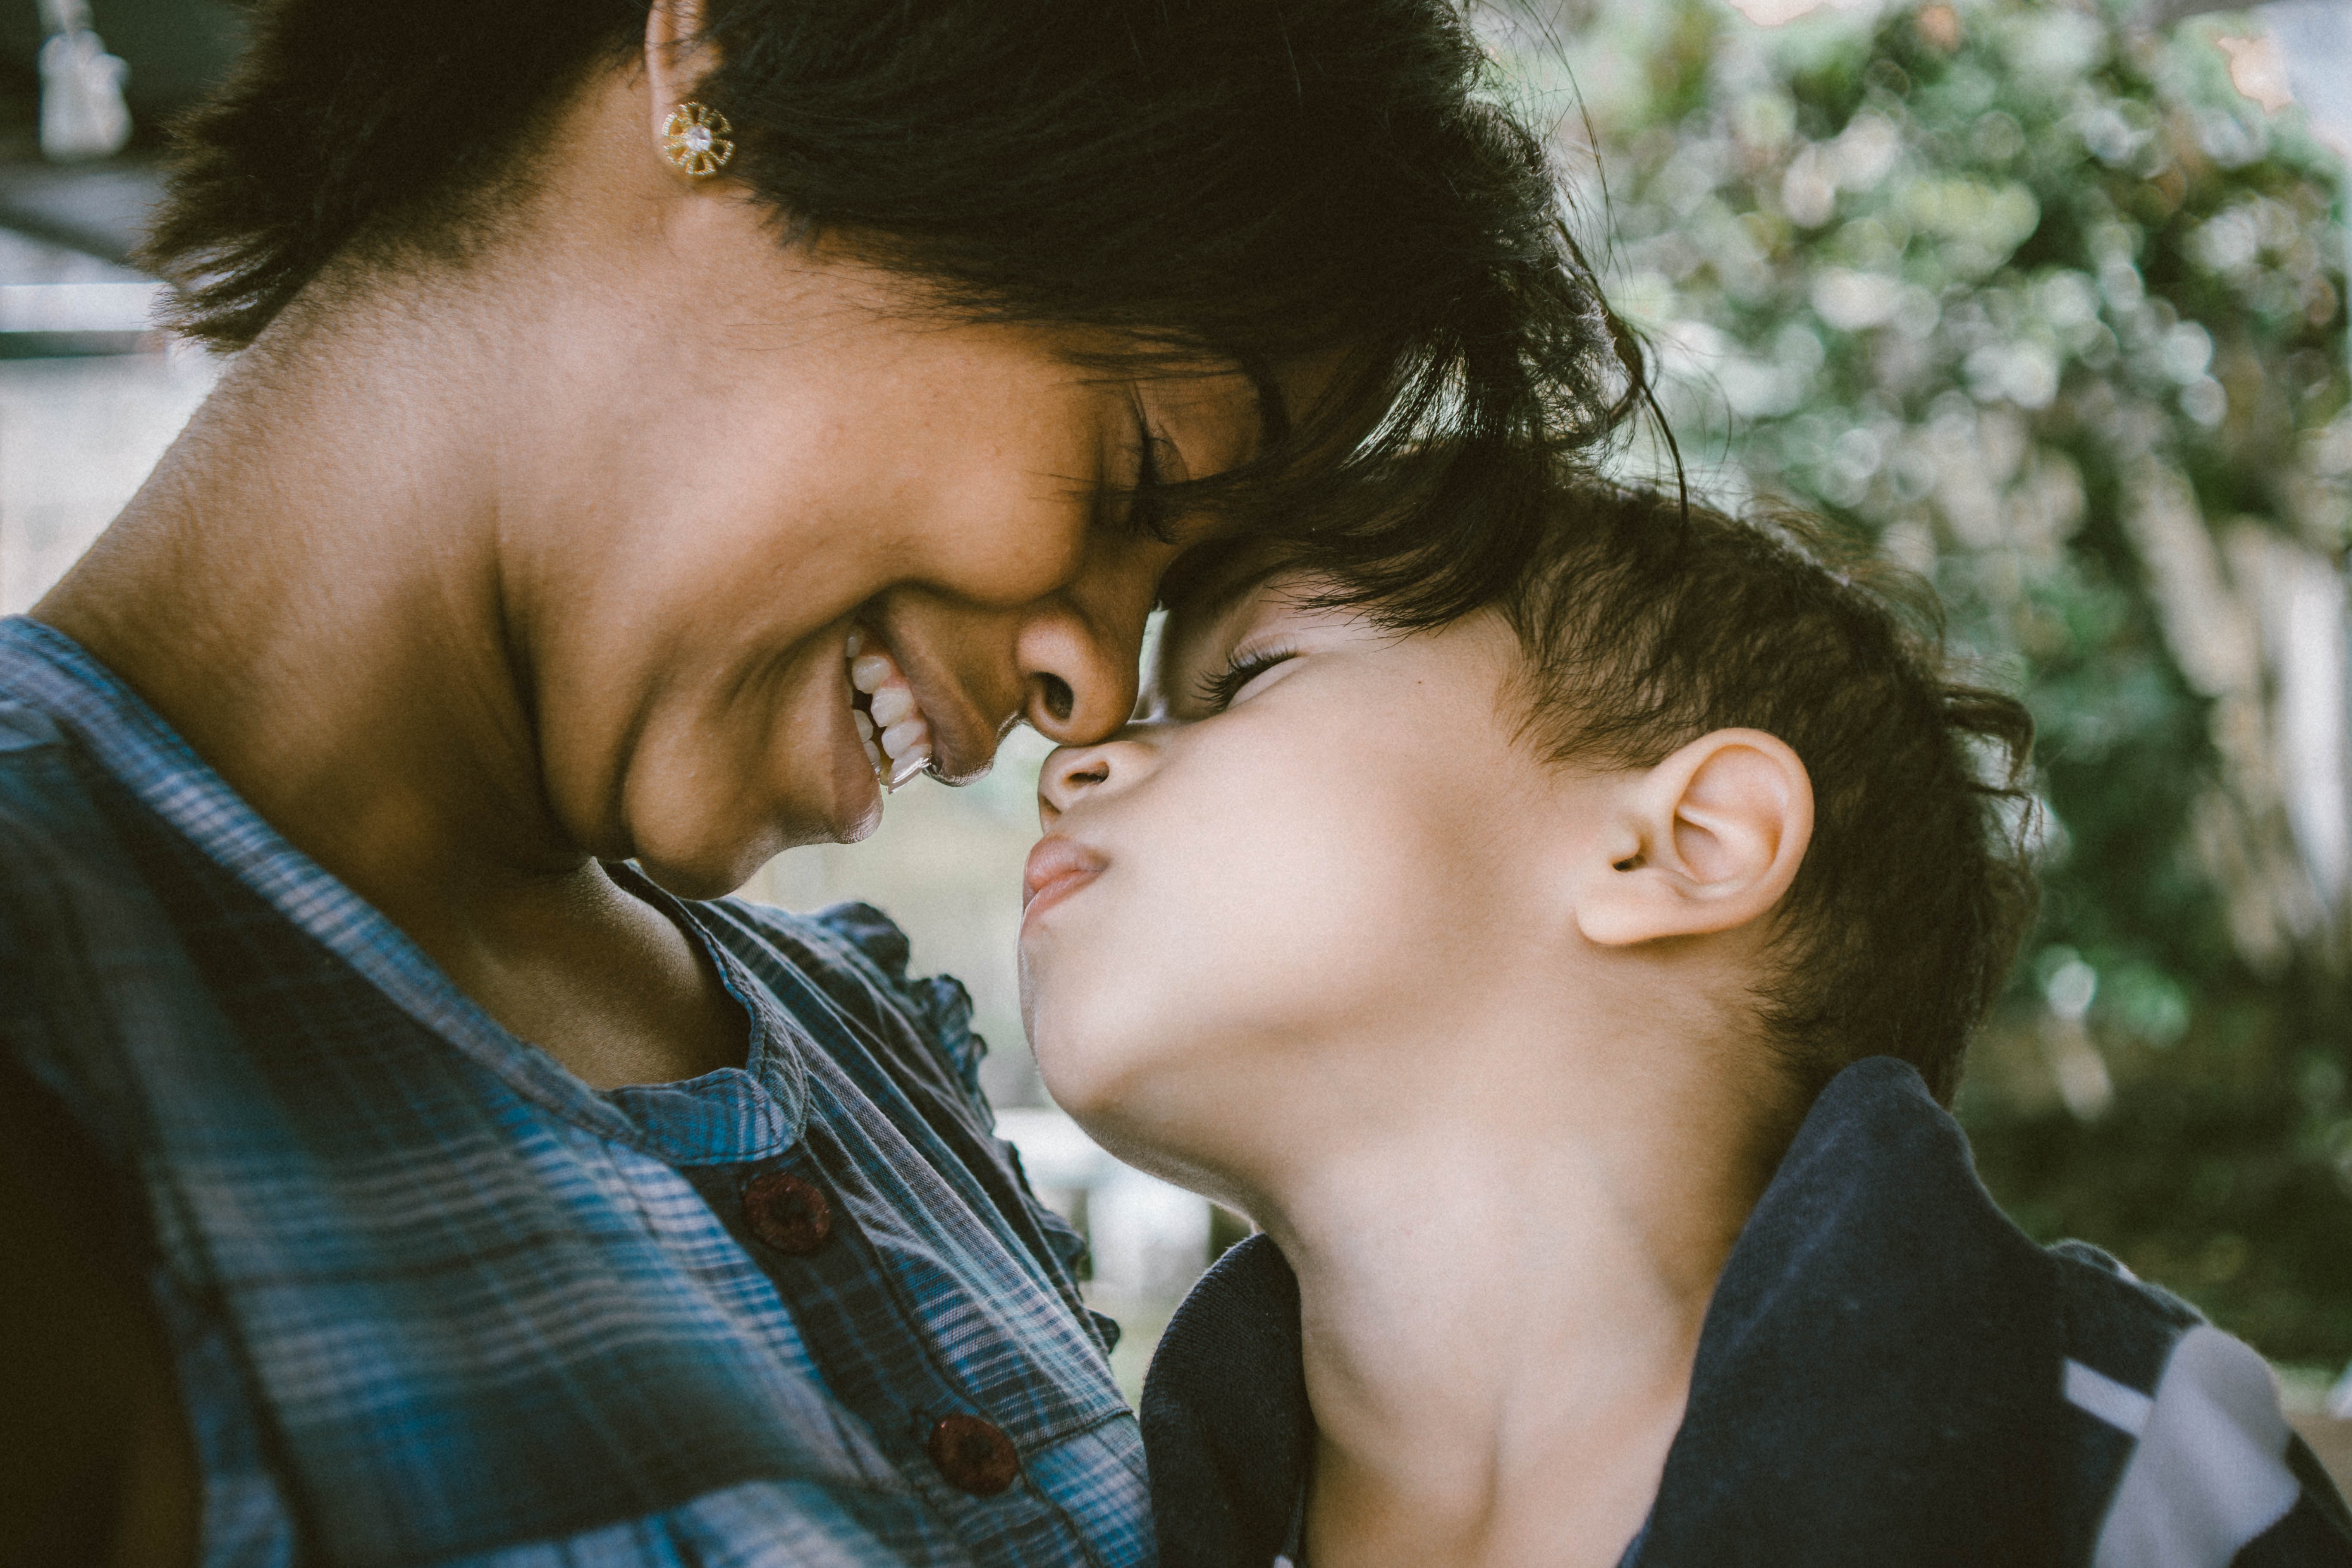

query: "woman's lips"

left=858, top=608, right=997, bottom=786
left=1023, top=836, right=1107, bottom=921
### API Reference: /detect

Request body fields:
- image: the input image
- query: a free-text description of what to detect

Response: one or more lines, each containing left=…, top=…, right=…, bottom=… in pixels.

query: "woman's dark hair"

left=141, top=0, right=1642, bottom=621
left=1490, top=479, right=2039, bottom=1108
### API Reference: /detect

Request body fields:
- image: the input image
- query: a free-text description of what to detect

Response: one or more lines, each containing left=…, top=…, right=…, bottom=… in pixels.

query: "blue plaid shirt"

left=0, top=616, right=1149, bottom=1568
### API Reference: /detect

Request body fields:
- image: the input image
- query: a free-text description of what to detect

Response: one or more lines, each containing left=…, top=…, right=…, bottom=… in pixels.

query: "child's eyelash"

left=1193, top=645, right=1297, bottom=712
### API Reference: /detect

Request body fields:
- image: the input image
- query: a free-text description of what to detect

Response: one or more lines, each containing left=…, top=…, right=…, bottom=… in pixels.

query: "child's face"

left=1018, top=562, right=1611, bottom=1184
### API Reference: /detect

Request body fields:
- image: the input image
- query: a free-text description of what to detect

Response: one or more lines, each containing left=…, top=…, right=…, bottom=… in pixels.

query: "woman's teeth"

left=846, top=633, right=933, bottom=789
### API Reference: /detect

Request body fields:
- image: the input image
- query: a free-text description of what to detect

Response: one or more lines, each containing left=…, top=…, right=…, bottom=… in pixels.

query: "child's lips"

left=1023, top=836, right=1107, bottom=919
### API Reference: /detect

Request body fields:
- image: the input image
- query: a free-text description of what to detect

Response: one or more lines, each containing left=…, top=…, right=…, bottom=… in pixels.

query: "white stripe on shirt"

left=2090, top=1325, right=2301, bottom=1568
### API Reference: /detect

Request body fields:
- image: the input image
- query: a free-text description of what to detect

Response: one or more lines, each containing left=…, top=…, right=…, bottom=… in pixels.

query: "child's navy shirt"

left=1141, top=1056, right=2352, bottom=1567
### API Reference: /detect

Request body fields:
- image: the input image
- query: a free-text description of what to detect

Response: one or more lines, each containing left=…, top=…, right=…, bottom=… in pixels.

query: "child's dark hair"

left=140, top=0, right=1639, bottom=623
left=1489, top=479, right=2038, bottom=1107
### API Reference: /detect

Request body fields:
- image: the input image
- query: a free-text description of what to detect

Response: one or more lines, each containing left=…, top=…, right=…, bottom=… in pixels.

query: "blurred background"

left=4, top=0, right=2349, bottom=1451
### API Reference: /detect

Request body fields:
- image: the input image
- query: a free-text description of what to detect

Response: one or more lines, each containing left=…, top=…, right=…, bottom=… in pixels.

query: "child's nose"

left=1036, top=734, right=1154, bottom=827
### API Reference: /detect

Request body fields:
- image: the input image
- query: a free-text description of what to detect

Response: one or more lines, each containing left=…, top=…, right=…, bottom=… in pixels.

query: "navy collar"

left=1142, top=1057, right=2069, bottom=1568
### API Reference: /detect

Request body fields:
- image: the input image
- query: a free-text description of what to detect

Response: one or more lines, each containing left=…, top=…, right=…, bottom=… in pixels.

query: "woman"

left=0, top=1, right=1631, bottom=1562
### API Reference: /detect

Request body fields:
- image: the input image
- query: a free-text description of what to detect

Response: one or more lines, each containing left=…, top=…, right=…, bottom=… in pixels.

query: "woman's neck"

left=37, top=285, right=566, bottom=910
left=31, top=274, right=747, bottom=1089
left=1256, top=1031, right=1778, bottom=1568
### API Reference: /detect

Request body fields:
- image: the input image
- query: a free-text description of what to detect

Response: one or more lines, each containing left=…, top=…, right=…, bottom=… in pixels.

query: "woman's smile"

left=843, top=627, right=935, bottom=789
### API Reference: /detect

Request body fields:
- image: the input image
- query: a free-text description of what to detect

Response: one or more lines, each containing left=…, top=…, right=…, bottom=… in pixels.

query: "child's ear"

left=1575, top=729, right=1814, bottom=947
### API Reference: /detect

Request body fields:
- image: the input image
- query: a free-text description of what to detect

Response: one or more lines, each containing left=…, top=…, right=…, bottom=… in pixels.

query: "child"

left=1014, top=477, right=2352, bottom=1567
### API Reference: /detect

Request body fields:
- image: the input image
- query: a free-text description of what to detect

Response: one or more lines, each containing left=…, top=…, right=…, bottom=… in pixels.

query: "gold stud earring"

left=661, top=101, right=734, bottom=178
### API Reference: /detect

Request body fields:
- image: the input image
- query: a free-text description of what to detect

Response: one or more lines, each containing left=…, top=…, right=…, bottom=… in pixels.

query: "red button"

left=742, top=1172, right=832, bottom=1255
left=927, top=1414, right=1018, bottom=1496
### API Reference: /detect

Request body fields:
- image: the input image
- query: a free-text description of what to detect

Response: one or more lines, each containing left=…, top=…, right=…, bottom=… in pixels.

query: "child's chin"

left=1035, top=1041, right=1157, bottom=1142
left=1027, top=999, right=1124, bottom=1102
left=1030, top=1043, right=1120, bottom=1126
left=1030, top=1006, right=1243, bottom=1168
left=1039, top=1071, right=1202, bottom=1181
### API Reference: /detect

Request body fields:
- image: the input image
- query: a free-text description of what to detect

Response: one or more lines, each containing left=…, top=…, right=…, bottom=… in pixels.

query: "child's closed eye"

left=1193, top=645, right=1299, bottom=713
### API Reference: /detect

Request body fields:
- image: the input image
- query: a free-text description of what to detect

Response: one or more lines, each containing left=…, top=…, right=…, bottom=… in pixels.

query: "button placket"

left=742, top=1169, right=834, bottom=1256
left=703, top=1111, right=1101, bottom=1540
left=926, top=1413, right=1021, bottom=1497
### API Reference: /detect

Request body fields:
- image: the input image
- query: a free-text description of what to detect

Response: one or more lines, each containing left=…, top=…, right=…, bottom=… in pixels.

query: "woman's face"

left=501, top=220, right=1276, bottom=897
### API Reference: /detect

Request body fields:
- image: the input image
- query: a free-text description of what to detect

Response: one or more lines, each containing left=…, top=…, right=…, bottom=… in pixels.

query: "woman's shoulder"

left=0, top=697, right=100, bottom=864
left=0, top=1047, right=201, bottom=1567
left=0, top=696, right=179, bottom=1113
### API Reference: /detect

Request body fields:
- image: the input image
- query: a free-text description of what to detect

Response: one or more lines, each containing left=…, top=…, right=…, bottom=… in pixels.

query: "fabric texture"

left=1141, top=1056, right=2352, bottom=1568
left=0, top=616, right=1147, bottom=1568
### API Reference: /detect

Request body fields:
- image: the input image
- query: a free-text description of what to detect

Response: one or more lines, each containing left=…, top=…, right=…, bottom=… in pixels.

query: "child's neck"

left=1255, top=1019, right=1782, bottom=1568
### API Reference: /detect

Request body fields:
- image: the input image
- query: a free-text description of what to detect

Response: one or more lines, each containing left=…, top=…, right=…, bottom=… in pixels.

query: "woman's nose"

left=1036, top=734, right=1155, bottom=827
left=1019, top=626, right=1138, bottom=747
left=1013, top=543, right=1166, bottom=746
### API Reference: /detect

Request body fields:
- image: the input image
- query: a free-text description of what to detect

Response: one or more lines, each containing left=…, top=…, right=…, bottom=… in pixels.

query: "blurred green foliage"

left=1527, top=0, right=2352, bottom=1358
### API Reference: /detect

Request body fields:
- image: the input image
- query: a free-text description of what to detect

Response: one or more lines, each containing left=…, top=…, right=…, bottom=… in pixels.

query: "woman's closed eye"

left=1123, top=416, right=1178, bottom=543
left=1192, top=644, right=1299, bottom=713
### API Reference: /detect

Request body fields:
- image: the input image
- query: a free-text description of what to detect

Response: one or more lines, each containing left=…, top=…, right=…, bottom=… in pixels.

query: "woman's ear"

left=644, top=0, right=712, bottom=135
left=1574, top=729, right=1814, bottom=947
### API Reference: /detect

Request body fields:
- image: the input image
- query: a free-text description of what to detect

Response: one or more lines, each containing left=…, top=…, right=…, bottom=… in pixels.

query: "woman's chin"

left=629, top=838, right=776, bottom=902
left=628, top=756, right=887, bottom=898
left=622, top=804, right=795, bottom=900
